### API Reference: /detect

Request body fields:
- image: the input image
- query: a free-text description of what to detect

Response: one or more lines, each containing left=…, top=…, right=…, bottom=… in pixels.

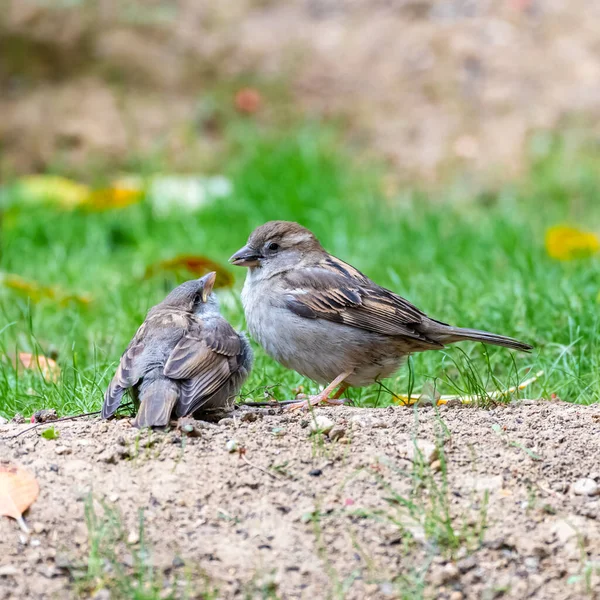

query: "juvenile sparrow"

left=230, top=221, right=532, bottom=409
left=102, top=272, right=252, bottom=427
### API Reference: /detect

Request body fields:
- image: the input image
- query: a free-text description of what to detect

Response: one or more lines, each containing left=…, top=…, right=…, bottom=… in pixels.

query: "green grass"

left=0, top=125, right=599, bottom=419
left=68, top=496, right=217, bottom=600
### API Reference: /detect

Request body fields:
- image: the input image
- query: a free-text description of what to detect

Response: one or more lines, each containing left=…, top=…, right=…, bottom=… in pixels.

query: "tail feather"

left=133, top=376, right=179, bottom=428
left=102, top=380, right=126, bottom=419
left=443, top=327, right=533, bottom=352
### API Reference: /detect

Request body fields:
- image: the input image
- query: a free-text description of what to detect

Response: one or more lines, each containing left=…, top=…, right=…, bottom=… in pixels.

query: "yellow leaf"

left=0, top=273, right=92, bottom=306
left=545, top=225, right=600, bottom=261
left=0, top=465, right=39, bottom=533
left=17, top=175, right=90, bottom=209
left=83, top=186, right=143, bottom=211
left=16, top=353, right=60, bottom=382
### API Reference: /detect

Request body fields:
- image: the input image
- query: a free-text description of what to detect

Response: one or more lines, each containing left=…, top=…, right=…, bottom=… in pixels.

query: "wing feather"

left=101, top=324, right=147, bottom=418
left=165, top=318, right=243, bottom=417
left=281, top=257, right=442, bottom=344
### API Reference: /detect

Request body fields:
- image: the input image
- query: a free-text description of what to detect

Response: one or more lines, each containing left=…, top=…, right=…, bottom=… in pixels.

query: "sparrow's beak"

left=229, top=245, right=262, bottom=267
left=199, top=271, right=217, bottom=302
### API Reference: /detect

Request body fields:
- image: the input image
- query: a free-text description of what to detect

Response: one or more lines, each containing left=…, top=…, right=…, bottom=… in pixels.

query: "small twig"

left=10, top=410, right=102, bottom=439
left=241, top=453, right=282, bottom=480
left=239, top=399, right=300, bottom=407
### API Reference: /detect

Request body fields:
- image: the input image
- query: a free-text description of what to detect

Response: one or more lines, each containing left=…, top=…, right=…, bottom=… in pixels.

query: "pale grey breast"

left=242, top=272, right=406, bottom=386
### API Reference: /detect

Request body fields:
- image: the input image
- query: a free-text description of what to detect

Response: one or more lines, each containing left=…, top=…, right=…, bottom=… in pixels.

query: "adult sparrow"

left=102, top=272, right=252, bottom=427
left=230, top=221, right=532, bottom=409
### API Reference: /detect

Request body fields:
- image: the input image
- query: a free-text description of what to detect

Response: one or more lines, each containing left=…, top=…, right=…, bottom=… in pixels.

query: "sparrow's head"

left=158, top=272, right=219, bottom=314
left=229, top=221, right=323, bottom=270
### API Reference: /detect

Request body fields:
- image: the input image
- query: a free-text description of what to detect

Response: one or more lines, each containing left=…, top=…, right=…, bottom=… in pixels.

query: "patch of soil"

left=1, top=401, right=599, bottom=599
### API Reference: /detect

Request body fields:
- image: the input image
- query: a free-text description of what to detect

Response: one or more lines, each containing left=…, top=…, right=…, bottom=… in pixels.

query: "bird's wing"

left=102, top=321, right=149, bottom=419
left=281, top=256, right=442, bottom=345
left=164, top=317, right=241, bottom=416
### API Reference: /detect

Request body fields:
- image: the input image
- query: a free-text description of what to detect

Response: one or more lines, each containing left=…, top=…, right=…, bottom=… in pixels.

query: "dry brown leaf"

left=16, top=353, right=60, bottom=382
left=0, top=464, right=39, bottom=533
left=143, top=255, right=234, bottom=288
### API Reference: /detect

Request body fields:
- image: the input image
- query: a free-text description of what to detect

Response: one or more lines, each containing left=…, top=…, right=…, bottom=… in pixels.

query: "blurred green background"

left=1, top=1, right=599, bottom=418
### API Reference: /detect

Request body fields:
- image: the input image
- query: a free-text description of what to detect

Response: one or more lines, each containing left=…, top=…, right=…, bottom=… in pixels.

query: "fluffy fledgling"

left=230, top=221, right=532, bottom=409
left=102, top=272, right=252, bottom=427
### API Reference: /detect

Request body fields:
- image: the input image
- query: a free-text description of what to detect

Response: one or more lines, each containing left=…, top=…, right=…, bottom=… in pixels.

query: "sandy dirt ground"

left=1, top=401, right=599, bottom=599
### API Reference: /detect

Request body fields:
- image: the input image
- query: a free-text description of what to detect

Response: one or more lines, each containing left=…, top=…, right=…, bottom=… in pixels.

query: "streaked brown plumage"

left=230, top=221, right=532, bottom=409
left=102, top=272, right=252, bottom=427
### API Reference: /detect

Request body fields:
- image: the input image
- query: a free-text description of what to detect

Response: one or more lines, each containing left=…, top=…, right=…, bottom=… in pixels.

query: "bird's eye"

left=267, top=242, right=280, bottom=252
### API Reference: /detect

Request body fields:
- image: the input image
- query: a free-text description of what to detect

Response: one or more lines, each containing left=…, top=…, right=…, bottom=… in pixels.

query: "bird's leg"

left=324, top=383, right=349, bottom=405
left=285, top=372, right=352, bottom=412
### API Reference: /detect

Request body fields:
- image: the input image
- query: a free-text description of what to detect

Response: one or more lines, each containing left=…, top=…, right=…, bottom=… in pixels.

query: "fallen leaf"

left=545, top=225, right=600, bottom=261
left=16, top=353, right=60, bottom=382
left=83, top=186, right=143, bottom=211
left=13, top=175, right=90, bottom=210
left=0, top=464, right=39, bottom=533
left=0, top=273, right=92, bottom=306
left=41, top=426, right=59, bottom=440
left=235, top=87, right=262, bottom=114
left=144, top=255, right=234, bottom=288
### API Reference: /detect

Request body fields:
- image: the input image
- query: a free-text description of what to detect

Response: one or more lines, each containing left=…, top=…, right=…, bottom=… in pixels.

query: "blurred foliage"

left=0, top=124, right=598, bottom=419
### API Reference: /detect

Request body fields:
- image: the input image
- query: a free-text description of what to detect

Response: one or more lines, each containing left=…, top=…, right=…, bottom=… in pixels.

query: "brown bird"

left=102, top=272, right=252, bottom=427
left=230, top=221, right=532, bottom=409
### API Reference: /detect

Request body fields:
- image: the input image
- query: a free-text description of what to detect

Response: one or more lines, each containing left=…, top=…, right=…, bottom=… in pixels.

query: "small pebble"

left=32, top=522, right=45, bottom=534
left=309, top=415, right=334, bottom=435
left=404, top=439, right=438, bottom=465
left=226, top=439, right=239, bottom=453
left=327, top=425, right=346, bottom=441
left=309, top=469, right=323, bottom=477
left=0, top=565, right=18, bottom=577
left=55, top=446, right=71, bottom=455
left=572, top=478, right=600, bottom=496
left=551, top=481, right=569, bottom=494
left=172, top=556, right=185, bottom=568
left=98, top=450, right=118, bottom=464
left=127, top=531, right=140, bottom=545
left=240, top=411, right=259, bottom=422
left=449, top=592, right=464, bottom=600
left=219, top=418, right=235, bottom=427
left=524, top=556, right=539, bottom=571
left=431, top=562, right=459, bottom=586
left=457, top=556, right=477, bottom=573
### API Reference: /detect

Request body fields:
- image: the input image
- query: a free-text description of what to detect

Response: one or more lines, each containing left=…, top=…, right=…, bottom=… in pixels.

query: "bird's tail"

left=102, top=379, right=126, bottom=419
left=440, top=326, right=532, bottom=352
left=133, top=375, right=179, bottom=428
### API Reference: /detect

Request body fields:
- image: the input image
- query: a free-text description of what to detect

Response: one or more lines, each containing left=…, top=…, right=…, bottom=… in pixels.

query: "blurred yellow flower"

left=83, top=186, right=143, bottom=211
left=0, top=273, right=92, bottom=306
left=545, top=225, right=600, bottom=261
left=17, top=175, right=90, bottom=209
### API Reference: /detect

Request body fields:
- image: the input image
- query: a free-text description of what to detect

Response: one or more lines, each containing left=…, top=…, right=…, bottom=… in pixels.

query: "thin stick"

left=239, top=399, right=303, bottom=407
left=9, top=410, right=101, bottom=439
left=241, top=453, right=282, bottom=480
